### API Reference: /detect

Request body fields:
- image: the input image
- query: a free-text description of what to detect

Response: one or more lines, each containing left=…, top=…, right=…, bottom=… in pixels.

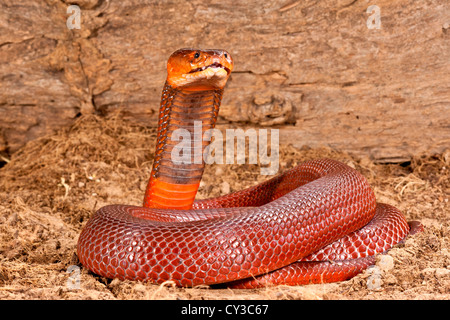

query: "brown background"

left=1, top=0, right=449, bottom=162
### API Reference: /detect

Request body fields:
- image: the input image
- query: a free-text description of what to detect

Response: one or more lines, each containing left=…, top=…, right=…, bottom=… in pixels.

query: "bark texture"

left=1, top=0, right=449, bottom=162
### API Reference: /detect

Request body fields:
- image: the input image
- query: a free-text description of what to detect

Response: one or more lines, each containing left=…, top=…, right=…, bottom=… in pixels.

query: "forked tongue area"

left=143, top=83, right=223, bottom=209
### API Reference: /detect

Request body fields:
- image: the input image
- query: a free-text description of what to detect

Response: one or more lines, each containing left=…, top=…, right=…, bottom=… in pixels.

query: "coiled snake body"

left=77, top=49, right=422, bottom=288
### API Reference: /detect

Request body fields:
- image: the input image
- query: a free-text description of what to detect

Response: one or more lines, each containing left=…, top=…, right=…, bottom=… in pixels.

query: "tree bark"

left=1, top=0, right=449, bottom=162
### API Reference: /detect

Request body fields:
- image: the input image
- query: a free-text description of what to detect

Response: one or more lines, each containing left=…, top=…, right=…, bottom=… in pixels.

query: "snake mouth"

left=189, top=62, right=231, bottom=75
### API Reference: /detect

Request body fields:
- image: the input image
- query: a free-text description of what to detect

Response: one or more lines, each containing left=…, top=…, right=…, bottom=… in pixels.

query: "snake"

left=77, top=49, right=422, bottom=288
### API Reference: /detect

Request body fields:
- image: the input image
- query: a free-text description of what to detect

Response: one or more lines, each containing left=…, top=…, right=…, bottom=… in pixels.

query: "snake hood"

left=166, top=48, right=234, bottom=90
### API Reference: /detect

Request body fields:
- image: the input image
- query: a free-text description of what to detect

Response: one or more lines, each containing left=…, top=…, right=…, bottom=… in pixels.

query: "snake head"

left=166, top=48, right=233, bottom=90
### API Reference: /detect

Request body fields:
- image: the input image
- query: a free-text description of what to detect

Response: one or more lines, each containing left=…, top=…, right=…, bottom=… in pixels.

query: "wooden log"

left=1, top=0, right=449, bottom=162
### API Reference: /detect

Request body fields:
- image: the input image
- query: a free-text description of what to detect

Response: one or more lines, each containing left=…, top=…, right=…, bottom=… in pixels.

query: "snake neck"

left=143, top=82, right=224, bottom=209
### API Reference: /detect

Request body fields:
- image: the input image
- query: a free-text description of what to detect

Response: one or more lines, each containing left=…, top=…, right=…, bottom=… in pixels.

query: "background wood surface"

left=1, top=0, right=449, bottom=162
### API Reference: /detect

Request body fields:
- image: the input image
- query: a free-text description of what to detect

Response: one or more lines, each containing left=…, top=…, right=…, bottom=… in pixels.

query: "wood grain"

left=1, top=0, right=449, bottom=162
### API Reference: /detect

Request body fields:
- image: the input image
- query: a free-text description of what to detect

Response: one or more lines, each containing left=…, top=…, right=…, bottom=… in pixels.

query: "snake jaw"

left=183, top=65, right=229, bottom=88
left=166, top=49, right=233, bottom=89
left=189, top=62, right=231, bottom=75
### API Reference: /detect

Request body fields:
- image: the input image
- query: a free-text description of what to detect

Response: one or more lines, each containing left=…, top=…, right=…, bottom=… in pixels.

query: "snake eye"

left=194, top=52, right=200, bottom=59
left=224, top=53, right=228, bottom=58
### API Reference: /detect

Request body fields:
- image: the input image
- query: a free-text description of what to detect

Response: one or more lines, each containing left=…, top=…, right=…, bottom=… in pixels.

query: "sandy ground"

left=0, top=114, right=448, bottom=300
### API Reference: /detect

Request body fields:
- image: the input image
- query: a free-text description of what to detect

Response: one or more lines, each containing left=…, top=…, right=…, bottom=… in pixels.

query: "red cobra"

left=77, top=49, right=422, bottom=288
